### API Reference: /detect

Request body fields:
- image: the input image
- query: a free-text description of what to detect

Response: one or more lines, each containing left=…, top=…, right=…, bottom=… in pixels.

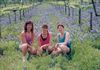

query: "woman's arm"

left=64, top=32, right=70, bottom=45
left=32, top=33, right=35, bottom=44
left=57, top=32, right=70, bottom=45
left=37, top=34, right=47, bottom=48
left=47, top=33, right=52, bottom=46
left=41, top=33, right=52, bottom=47
left=20, top=32, right=27, bottom=43
left=38, top=36, right=41, bottom=47
left=53, top=34, right=59, bottom=48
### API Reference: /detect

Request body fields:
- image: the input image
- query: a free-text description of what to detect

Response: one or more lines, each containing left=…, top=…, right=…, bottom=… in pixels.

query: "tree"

left=79, top=8, right=81, bottom=25
left=91, top=0, right=100, bottom=16
left=89, top=12, right=93, bottom=31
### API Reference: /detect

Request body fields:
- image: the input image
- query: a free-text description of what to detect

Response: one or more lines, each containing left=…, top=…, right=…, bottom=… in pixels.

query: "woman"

left=20, top=21, right=37, bottom=62
left=37, top=24, right=53, bottom=55
left=52, top=23, right=71, bottom=55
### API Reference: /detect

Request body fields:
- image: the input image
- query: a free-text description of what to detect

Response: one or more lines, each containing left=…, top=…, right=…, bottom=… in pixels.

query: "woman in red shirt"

left=37, top=24, right=53, bottom=55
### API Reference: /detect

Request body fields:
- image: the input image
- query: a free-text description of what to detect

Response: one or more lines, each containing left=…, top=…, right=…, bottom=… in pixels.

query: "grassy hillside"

left=0, top=16, right=100, bottom=70
left=0, top=2, right=100, bottom=70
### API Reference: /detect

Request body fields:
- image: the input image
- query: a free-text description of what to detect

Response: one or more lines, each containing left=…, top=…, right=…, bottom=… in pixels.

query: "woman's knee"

left=36, top=47, right=43, bottom=55
left=64, top=46, right=70, bottom=53
left=66, top=47, right=70, bottom=53
left=52, top=51, right=58, bottom=55
left=21, top=43, right=28, bottom=51
left=48, top=46, right=53, bottom=51
left=60, top=45, right=69, bottom=53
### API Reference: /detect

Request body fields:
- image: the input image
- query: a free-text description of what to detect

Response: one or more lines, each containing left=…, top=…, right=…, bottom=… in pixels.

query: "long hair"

left=24, top=21, right=34, bottom=33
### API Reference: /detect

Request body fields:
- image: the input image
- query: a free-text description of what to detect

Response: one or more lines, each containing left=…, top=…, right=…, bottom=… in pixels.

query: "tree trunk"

left=90, top=12, right=93, bottom=31
left=79, top=8, right=81, bottom=25
left=19, top=10, right=22, bottom=20
left=72, top=8, right=74, bottom=16
left=64, top=1, right=67, bottom=14
left=91, top=0, right=98, bottom=16
left=68, top=6, right=70, bottom=16
left=13, top=10, right=17, bottom=23
left=8, top=13, right=11, bottom=24
left=22, top=10, right=25, bottom=17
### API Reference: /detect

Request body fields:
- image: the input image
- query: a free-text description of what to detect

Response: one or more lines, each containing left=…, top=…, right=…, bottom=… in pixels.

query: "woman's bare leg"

left=47, top=46, right=53, bottom=54
left=21, top=43, right=28, bottom=62
left=59, top=45, right=70, bottom=54
left=52, top=48, right=62, bottom=56
left=36, top=45, right=49, bottom=55
left=27, top=46, right=36, bottom=55
left=36, top=47, right=43, bottom=56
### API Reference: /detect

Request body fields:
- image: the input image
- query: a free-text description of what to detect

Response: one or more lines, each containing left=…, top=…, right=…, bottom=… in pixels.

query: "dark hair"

left=42, top=24, right=48, bottom=29
left=24, top=21, right=34, bottom=33
left=57, top=24, right=64, bottom=29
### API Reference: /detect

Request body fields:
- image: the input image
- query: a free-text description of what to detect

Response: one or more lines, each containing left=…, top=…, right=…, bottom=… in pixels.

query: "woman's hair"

left=42, top=24, right=48, bottom=29
left=24, top=21, right=34, bottom=33
left=57, top=22, right=64, bottom=29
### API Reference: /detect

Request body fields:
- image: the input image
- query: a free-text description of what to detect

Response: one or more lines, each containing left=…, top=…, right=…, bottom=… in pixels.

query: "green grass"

left=0, top=31, right=100, bottom=70
left=92, top=36, right=100, bottom=50
left=0, top=3, right=100, bottom=70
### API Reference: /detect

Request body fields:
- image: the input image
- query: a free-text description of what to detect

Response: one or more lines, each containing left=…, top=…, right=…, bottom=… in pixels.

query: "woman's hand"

left=41, top=44, right=47, bottom=49
left=27, top=44, right=32, bottom=48
left=53, top=43, right=58, bottom=51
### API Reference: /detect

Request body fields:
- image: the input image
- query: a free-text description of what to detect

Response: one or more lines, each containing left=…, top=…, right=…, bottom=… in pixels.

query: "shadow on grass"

left=48, top=48, right=75, bottom=68
left=92, top=36, right=100, bottom=50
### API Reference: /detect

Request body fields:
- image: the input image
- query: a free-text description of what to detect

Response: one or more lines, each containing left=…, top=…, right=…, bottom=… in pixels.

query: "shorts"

left=66, top=42, right=71, bottom=54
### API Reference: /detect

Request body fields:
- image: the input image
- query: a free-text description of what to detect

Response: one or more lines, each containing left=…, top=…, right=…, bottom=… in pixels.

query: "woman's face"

left=42, top=28, right=48, bottom=35
left=57, top=26, right=64, bottom=33
left=27, top=24, right=32, bottom=32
